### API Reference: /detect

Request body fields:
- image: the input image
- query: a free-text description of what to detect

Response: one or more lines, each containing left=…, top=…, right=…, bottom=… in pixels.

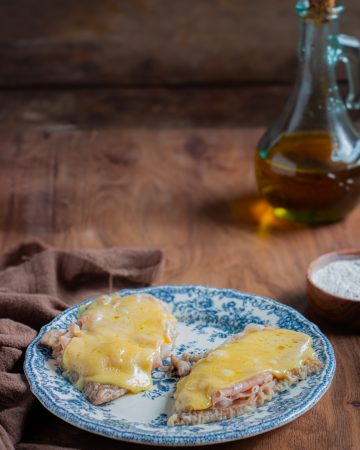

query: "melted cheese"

left=174, top=328, right=316, bottom=412
left=62, top=294, right=176, bottom=392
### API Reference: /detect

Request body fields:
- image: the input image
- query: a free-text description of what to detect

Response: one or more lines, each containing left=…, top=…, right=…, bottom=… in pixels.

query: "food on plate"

left=168, top=324, right=323, bottom=426
left=40, top=293, right=177, bottom=405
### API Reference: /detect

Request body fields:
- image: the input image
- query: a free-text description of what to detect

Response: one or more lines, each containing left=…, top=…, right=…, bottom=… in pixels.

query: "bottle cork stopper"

left=310, top=0, right=336, bottom=11
left=308, top=0, right=336, bottom=21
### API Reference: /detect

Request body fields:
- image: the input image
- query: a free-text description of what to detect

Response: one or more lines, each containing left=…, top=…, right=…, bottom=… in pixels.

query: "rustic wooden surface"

left=2, top=88, right=360, bottom=449
left=0, top=85, right=293, bottom=131
left=0, top=0, right=359, bottom=86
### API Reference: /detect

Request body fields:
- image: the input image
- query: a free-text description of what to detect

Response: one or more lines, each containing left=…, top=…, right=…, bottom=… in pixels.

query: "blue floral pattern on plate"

left=24, top=285, right=335, bottom=446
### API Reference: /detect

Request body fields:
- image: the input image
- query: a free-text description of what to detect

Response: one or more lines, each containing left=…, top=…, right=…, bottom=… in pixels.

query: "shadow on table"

left=197, top=191, right=308, bottom=237
left=303, top=305, right=358, bottom=336
left=277, top=290, right=357, bottom=336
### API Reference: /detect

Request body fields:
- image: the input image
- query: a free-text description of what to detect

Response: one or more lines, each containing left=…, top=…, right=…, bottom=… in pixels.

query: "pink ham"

left=212, top=372, right=274, bottom=408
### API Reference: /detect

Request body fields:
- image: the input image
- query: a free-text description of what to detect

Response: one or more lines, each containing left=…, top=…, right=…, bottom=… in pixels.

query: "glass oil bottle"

left=255, top=0, right=360, bottom=223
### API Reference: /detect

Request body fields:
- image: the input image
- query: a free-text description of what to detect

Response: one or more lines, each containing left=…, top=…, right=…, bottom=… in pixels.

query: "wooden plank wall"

left=0, top=0, right=359, bottom=87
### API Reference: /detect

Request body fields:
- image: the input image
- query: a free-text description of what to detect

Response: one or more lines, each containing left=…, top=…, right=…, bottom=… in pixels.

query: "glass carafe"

left=255, top=2, right=360, bottom=224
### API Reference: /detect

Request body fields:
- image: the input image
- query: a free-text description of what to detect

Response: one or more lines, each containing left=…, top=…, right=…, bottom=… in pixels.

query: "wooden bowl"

left=307, top=249, right=360, bottom=332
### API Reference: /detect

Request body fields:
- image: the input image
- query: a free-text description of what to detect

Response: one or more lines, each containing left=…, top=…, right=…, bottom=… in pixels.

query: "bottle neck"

left=297, top=17, right=340, bottom=88
left=281, top=10, right=349, bottom=133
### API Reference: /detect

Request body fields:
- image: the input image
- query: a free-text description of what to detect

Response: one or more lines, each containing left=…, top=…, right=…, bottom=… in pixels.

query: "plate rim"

left=24, top=284, right=336, bottom=446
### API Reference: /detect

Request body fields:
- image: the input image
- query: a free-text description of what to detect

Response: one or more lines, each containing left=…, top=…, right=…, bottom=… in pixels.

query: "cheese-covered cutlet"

left=41, top=293, right=177, bottom=405
left=168, top=324, right=322, bottom=425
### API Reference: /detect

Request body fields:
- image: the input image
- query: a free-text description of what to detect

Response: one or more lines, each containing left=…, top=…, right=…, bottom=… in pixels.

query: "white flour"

left=312, top=259, right=360, bottom=300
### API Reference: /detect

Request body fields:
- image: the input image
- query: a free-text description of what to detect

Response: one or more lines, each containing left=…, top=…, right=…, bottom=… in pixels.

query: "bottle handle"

left=338, top=34, right=360, bottom=110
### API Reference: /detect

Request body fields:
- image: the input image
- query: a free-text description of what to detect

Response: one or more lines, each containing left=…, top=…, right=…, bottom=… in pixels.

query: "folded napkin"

left=0, top=241, right=163, bottom=450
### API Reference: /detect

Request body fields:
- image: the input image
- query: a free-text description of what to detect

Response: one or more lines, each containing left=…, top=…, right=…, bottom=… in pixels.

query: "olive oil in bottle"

left=255, top=131, right=360, bottom=223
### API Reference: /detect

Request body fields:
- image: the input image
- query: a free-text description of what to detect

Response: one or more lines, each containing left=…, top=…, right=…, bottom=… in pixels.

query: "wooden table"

left=2, top=87, right=359, bottom=450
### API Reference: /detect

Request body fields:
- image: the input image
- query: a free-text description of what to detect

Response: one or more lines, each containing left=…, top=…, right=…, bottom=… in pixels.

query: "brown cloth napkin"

left=0, top=240, right=163, bottom=450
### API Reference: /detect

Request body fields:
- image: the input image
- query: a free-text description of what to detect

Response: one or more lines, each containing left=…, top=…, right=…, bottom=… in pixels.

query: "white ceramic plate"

left=24, top=285, right=335, bottom=446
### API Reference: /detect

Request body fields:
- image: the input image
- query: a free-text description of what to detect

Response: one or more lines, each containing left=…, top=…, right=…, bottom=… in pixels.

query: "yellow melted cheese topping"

left=174, top=328, right=316, bottom=412
left=62, top=294, right=177, bottom=393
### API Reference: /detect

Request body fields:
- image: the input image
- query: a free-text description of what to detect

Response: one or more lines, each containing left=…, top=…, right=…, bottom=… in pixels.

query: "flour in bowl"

left=312, top=259, right=360, bottom=300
